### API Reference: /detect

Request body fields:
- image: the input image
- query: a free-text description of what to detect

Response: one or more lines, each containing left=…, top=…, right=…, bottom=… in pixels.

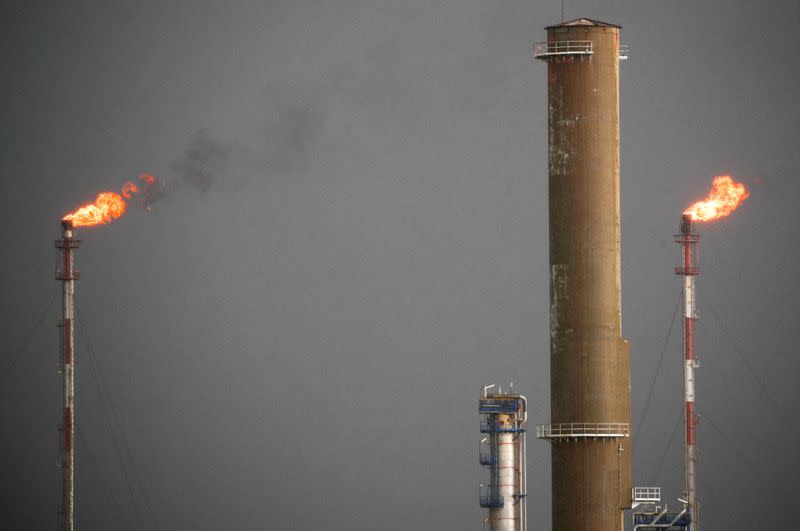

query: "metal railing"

left=479, top=450, right=496, bottom=466
left=536, top=422, right=630, bottom=439
left=633, top=508, right=690, bottom=529
left=479, top=397, right=522, bottom=414
left=534, top=41, right=629, bottom=61
left=478, top=485, right=504, bottom=508
left=674, top=266, right=701, bottom=276
left=633, top=486, right=662, bottom=503
left=534, top=40, right=593, bottom=58
left=480, top=420, right=525, bottom=433
left=55, top=268, right=81, bottom=280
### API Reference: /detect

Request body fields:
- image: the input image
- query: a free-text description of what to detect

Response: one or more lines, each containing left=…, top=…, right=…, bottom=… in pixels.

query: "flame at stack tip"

left=683, top=175, right=750, bottom=222
left=62, top=192, right=126, bottom=227
left=62, top=173, right=160, bottom=228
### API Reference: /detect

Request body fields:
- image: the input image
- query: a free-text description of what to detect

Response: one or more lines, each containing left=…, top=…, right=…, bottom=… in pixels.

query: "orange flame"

left=63, top=192, right=127, bottom=226
left=63, top=174, right=159, bottom=227
left=121, top=182, right=139, bottom=199
left=683, top=175, right=750, bottom=222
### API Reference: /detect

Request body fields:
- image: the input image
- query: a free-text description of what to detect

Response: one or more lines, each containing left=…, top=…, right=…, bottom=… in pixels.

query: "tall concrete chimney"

left=534, top=18, right=632, bottom=531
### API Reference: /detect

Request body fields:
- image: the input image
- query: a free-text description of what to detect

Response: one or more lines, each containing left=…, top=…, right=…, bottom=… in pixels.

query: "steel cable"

left=648, top=406, right=682, bottom=486
left=705, top=299, right=795, bottom=429
left=75, top=307, right=156, bottom=531
left=698, top=411, right=757, bottom=470
left=76, top=426, right=134, bottom=531
left=0, top=292, right=56, bottom=390
left=634, top=287, right=682, bottom=442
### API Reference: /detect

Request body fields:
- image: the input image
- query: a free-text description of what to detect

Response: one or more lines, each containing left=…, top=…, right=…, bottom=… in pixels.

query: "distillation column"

left=55, top=220, right=80, bottom=531
left=494, top=416, right=516, bottom=531
left=534, top=19, right=632, bottom=531
left=479, top=389, right=527, bottom=531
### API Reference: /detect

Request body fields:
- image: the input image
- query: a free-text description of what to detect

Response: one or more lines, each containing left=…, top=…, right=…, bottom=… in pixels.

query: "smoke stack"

left=55, top=220, right=80, bottom=531
left=534, top=18, right=632, bottom=530
left=680, top=213, right=694, bottom=237
left=675, top=215, right=700, bottom=526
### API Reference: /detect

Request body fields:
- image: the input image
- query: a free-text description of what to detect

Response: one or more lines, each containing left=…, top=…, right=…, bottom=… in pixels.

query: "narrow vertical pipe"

left=517, top=430, right=525, bottom=531
left=521, top=432, right=526, bottom=531
left=519, top=396, right=527, bottom=531
left=56, top=220, right=78, bottom=531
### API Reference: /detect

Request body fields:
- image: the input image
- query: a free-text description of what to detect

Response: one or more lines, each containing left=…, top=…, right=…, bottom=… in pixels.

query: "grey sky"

left=2, top=1, right=799, bottom=529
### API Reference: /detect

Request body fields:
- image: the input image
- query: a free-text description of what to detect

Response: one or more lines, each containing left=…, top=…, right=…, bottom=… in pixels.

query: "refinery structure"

left=476, top=17, right=748, bottom=531
left=478, top=385, right=528, bottom=530
left=45, top=15, right=752, bottom=531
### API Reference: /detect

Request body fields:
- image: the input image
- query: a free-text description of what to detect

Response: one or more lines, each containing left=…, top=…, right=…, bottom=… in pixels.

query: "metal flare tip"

left=680, top=213, right=694, bottom=235
left=61, top=219, right=74, bottom=231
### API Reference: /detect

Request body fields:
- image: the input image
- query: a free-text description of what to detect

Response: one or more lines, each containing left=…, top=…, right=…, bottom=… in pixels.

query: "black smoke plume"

left=170, top=128, right=231, bottom=192
left=261, top=86, right=326, bottom=177
left=170, top=85, right=326, bottom=192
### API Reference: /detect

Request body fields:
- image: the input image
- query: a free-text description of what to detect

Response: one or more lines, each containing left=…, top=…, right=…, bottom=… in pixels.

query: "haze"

left=2, top=1, right=799, bottom=529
